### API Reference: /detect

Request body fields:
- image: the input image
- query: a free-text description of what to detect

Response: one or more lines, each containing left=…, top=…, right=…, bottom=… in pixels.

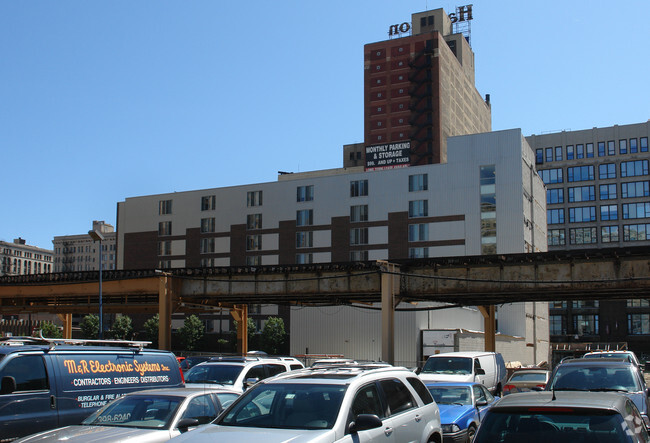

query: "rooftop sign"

left=388, top=5, right=473, bottom=37
left=365, top=142, right=411, bottom=171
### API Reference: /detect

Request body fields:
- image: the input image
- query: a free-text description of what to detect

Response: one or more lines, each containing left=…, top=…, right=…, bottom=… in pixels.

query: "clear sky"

left=1, top=1, right=649, bottom=250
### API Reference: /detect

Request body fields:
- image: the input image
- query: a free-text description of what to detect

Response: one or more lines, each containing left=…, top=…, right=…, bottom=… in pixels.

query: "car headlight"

left=441, top=424, right=461, bottom=433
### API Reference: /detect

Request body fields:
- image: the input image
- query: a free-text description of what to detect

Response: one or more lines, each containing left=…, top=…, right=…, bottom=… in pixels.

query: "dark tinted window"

left=1, top=355, right=48, bottom=391
left=266, top=364, right=286, bottom=377
left=379, top=379, right=415, bottom=415
left=406, top=376, right=434, bottom=404
left=245, top=365, right=266, bottom=381
left=351, top=383, right=385, bottom=419
left=180, top=394, right=218, bottom=425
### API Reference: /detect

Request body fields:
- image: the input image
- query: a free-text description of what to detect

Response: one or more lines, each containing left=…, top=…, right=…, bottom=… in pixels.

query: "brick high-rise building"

left=358, top=6, right=491, bottom=168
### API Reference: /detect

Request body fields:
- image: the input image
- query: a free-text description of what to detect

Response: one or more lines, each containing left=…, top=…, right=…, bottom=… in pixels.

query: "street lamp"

left=88, top=229, right=105, bottom=339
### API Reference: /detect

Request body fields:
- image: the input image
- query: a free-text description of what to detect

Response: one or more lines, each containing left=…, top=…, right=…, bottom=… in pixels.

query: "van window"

left=1, top=355, right=48, bottom=392
left=474, top=358, right=482, bottom=370
left=421, top=357, right=472, bottom=375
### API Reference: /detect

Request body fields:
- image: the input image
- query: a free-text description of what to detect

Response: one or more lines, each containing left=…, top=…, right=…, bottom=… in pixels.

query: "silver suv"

left=171, top=363, right=442, bottom=443
left=184, top=356, right=304, bottom=393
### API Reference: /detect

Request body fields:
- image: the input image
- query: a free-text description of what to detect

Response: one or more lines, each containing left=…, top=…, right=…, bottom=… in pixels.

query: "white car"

left=16, top=387, right=240, bottom=442
left=170, top=363, right=442, bottom=443
left=184, top=355, right=304, bottom=393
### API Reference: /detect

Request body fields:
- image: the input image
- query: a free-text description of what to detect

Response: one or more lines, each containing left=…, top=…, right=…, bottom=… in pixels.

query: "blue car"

left=426, top=382, right=500, bottom=443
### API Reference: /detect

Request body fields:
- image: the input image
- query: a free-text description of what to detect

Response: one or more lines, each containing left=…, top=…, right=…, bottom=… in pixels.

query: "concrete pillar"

left=379, top=261, right=399, bottom=365
left=158, top=275, right=173, bottom=351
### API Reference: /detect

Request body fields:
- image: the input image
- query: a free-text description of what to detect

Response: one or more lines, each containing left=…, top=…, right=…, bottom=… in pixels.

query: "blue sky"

left=2, top=1, right=649, bottom=250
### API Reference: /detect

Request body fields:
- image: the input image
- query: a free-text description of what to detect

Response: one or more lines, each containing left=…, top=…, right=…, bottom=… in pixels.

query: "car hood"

left=170, top=425, right=335, bottom=443
left=438, top=404, right=473, bottom=425
left=17, top=425, right=170, bottom=442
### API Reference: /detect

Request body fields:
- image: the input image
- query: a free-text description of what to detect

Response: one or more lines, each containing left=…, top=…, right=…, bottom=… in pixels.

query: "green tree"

left=109, top=315, right=134, bottom=340
left=39, top=321, right=62, bottom=338
left=261, top=317, right=285, bottom=355
left=233, top=318, right=258, bottom=343
left=179, top=315, right=204, bottom=351
left=143, top=314, right=159, bottom=348
left=80, top=314, right=99, bottom=339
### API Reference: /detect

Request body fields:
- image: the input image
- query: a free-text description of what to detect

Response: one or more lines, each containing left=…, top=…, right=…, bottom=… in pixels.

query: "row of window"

left=535, top=137, right=648, bottom=163
left=0, top=260, right=52, bottom=275
left=547, top=202, right=650, bottom=225
left=539, top=160, right=650, bottom=184
left=550, top=313, right=650, bottom=336
left=547, top=181, right=650, bottom=203
left=548, top=223, right=650, bottom=245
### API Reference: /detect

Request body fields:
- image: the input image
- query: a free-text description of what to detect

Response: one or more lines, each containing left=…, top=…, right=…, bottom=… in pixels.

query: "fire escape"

left=408, top=42, right=435, bottom=165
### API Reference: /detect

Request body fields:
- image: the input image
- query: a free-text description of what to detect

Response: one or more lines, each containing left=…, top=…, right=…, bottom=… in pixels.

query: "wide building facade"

left=117, top=129, right=548, bottom=365
left=0, top=238, right=53, bottom=277
left=53, top=220, right=117, bottom=273
left=527, top=121, right=650, bottom=356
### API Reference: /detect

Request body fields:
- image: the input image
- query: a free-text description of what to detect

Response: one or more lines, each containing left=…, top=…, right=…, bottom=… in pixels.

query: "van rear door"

left=0, top=353, right=58, bottom=440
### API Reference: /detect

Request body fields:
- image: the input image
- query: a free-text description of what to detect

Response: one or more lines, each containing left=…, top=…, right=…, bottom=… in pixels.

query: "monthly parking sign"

left=365, top=142, right=411, bottom=171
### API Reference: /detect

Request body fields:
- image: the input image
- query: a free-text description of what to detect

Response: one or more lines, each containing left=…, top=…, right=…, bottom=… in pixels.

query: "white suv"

left=171, top=363, right=442, bottom=443
left=184, top=356, right=304, bottom=393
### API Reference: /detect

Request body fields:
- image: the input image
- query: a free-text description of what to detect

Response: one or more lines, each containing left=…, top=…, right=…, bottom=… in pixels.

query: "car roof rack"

left=0, top=332, right=152, bottom=351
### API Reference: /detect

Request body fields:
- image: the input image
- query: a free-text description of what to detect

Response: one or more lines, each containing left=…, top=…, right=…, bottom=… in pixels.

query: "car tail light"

left=503, top=384, right=515, bottom=392
left=536, top=384, right=546, bottom=389
left=179, top=366, right=185, bottom=384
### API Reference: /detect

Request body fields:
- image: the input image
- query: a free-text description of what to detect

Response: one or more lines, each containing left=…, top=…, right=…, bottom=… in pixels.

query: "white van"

left=417, top=351, right=507, bottom=395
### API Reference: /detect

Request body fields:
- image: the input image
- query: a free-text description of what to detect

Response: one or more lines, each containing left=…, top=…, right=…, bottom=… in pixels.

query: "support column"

left=479, top=305, right=496, bottom=352
left=57, top=313, right=72, bottom=339
left=378, top=261, right=399, bottom=365
left=231, top=305, right=248, bottom=356
left=158, top=274, right=173, bottom=351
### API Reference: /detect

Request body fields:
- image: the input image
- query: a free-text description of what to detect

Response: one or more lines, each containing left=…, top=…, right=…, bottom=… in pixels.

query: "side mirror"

left=476, top=399, right=488, bottom=407
left=243, top=377, right=260, bottom=390
left=176, top=418, right=200, bottom=432
left=475, top=368, right=486, bottom=375
left=0, top=376, right=16, bottom=395
left=349, top=414, right=383, bottom=433
left=414, top=367, right=421, bottom=375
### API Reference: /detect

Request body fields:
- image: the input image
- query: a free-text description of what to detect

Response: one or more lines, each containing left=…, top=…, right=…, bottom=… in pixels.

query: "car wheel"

left=467, top=424, right=477, bottom=443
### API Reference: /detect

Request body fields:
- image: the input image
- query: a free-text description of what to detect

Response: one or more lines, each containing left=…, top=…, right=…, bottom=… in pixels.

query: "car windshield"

left=474, top=410, right=630, bottom=443
left=421, top=357, right=472, bottom=375
left=82, top=394, right=182, bottom=429
left=427, top=386, right=472, bottom=405
left=218, top=383, right=346, bottom=430
left=509, top=372, right=547, bottom=382
left=549, top=366, right=640, bottom=392
left=185, top=364, right=243, bottom=385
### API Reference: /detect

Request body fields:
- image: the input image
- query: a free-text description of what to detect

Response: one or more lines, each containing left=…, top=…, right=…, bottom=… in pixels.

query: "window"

left=295, top=253, right=313, bottom=264
left=568, top=186, right=595, bottom=202
left=630, top=138, right=638, bottom=153
left=607, top=140, right=615, bottom=155
left=545, top=147, right=553, bottom=162
left=246, top=256, right=261, bottom=266
left=158, top=221, right=172, bottom=236
left=601, top=226, right=619, bottom=243
left=408, top=174, right=428, bottom=192
left=247, top=191, right=263, bottom=207
left=409, top=247, right=429, bottom=258
left=200, top=217, right=215, bottom=233
left=569, top=206, right=596, bottom=223
left=351, top=384, right=384, bottom=419
left=201, top=195, right=216, bottom=211
left=567, top=165, right=594, bottom=182
left=550, top=315, right=566, bottom=335
left=408, top=224, right=428, bottom=242
left=547, top=229, right=566, bottom=246
left=480, top=165, right=496, bottom=255
left=408, top=200, right=428, bottom=218
left=296, top=209, right=313, bottom=226
left=350, top=250, right=368, bottom=261
left=159, top=199, right=172, bottom=215
left=622, top=181, right=650, bottom=199
left=0, top=355, right=48, bottom=392
left=622, top=202, right=650, bottom=219
left=201, top=258, right=216, bottom=267
left=619, top=139, right=628, bottom=155
left=535, top=149, right=543, bottom=164
left=621, top=160, right=649, bottom=178
left=598, top=141, right=606, bottom=157
left=586, top=143, right=594, bottom=158
left=629, top=314, right=650, bottom=335
left=545, top=208, right=564, bottom=225
left=569, top=227, right=597, bottom=245
left=200, top=238, right=215, bottom=254
left=641, top=137, right=648, bottom=152
left=350, top=180, right=368, bottom=197
left=547, top=188, right=564, bottom=204
left=247, top=214, right=262, bottom=230
left=350, top=227, right=368, bottom=245
left=180, top=394, right=217, bottom=425
left=566, top=145, right=574, bottom=160
left=599, top=184, right=617, bottom=200
left=574, top=314, right=599, bottom=336
left=539, top=168, right=563, bottom=184
left=158, top=241, right=172, bottom=256
left=296, top=231, right=313, bottom=248
left=350, top=205, right=368, bottom=222
left=600, top=204, right=618, bottom=221
left=246, top=235, right=262, bottom=251
left=555, top=146, right=563, bottom=161
left=623, top=223, right=650, bottom=241
left=379, top=379, right=416, bottom=415
left=628, top=299, right=650, bottom=307
left=576, top=144, right=584, bottom=159
left=297, top=185, right=314, bottom=202
left=599, top=163, right=616, bottom=179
